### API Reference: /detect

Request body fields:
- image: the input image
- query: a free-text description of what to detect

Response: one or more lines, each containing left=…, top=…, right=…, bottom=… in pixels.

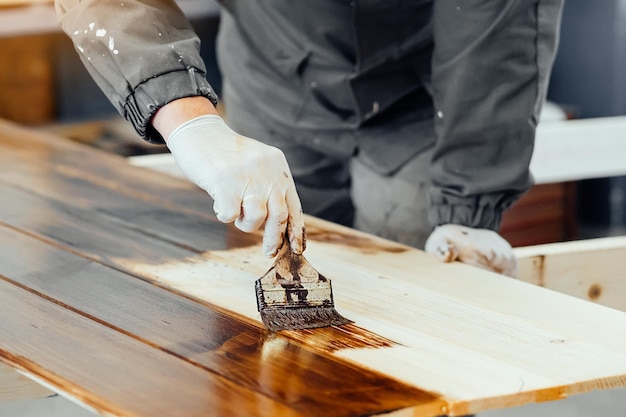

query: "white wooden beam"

left=129, top=116, right=626, bottom=186
left=532, top=116, right=626, bottom=184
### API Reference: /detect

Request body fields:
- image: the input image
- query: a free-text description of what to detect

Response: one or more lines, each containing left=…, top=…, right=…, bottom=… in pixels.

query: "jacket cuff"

left=428, top=200, right=504, bottom=232
left=123, top=67, right=219, bottom=144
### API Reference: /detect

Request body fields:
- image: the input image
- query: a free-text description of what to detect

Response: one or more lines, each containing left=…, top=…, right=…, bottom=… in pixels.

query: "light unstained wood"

left=0, top=363, right=53, bottom=403
left=515, top=237, right=626, bottom=312
left=2, top=119, right=626, bottom=416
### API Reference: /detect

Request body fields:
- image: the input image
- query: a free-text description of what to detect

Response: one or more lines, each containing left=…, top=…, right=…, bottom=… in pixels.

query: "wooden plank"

left=0, top=120, right=211, bottom=214
left=0, top=34, right=56, bottom=124
left=0, top=278, right=310, bottom=417
left=0, top=224, right=441, bottom=417
left=116, top=224, right=626, bottom=415
left=0, top=363, right=53, bottom=404
left=0, top=126, right=260, bottom=256
left=2, top=119, right=626, bottom=415
left=531, top=116, right=626, bottom=184
left=515, top=237, right=626, bottom=312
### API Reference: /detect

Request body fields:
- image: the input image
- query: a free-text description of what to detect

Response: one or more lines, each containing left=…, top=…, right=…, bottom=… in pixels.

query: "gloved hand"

left=424, top=224, right=518, bottom=278
left=165, top=114, right=305, bottom=257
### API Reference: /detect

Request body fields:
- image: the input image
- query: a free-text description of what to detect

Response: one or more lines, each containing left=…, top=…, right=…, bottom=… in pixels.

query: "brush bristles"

left=260, top=306, right=351, bottom=332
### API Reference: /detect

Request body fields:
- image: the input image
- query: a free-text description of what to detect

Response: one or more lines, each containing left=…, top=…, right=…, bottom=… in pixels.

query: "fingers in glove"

left=456, top=251, right=517, bottom=278
left=467, top=252, right=518, bottom=278
left=235, top=194, right=268, bottom=233
left=285, top=183, right=305, bottom=255
left=211, top=191, right=241, bottom=224
left=424, top=236, right=458, bottom=263
left=262, top=187, right=289, bottom=257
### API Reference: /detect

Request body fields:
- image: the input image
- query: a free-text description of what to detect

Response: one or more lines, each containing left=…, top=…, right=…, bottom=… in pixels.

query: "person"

left=54, top=1, right=563, bottom=278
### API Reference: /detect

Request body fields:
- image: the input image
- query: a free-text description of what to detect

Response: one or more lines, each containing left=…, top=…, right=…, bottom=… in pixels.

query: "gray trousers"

left=225, top=97, right=434, bottom=250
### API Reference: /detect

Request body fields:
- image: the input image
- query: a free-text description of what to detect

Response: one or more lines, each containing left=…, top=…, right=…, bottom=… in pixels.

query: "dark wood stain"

left=283, top=323, right=396, bottom=352
left=2, top=121, right=625, bottom=416
left=0, top=280, right=306, bottom=417
left=0, top=226, right=445, bottom=417
left=0, top=147, right=259, bottom=253
left=0, top=120, right=448, bottom=416
left=307, top=225, right=410, bottom=254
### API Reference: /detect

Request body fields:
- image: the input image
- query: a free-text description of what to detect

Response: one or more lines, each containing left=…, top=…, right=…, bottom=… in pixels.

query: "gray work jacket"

left=55, top=0, right=563, bottom=231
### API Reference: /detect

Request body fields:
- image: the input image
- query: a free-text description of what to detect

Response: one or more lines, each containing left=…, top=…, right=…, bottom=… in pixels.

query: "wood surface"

left=0, top=363, right=52, bottom=404
left=515, top=237, right=626, bottom=312
left=1, top=119, right=626, bottom=416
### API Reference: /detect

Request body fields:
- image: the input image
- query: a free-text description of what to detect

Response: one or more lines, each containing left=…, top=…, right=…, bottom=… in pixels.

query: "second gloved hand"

left=424, top=224, right=518, bottom=278
left=165, top=115, right=305, bottom=257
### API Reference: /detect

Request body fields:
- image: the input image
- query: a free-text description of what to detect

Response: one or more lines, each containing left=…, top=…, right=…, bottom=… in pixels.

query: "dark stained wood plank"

left=0, top=279, right=307, bottom=417
left=0, top=120, right=208, bottom=211
left=0, top=183, right=195, bottom=265
left=0, top=225, right=445, bottom=417
left=0, top=120, right=261, bottom=253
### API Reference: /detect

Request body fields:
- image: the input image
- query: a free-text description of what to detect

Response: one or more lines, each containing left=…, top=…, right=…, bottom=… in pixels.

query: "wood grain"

left=0, top=225, right=443, bottom=417
left=0, top=363, right=53, bottom=403
left=0, top=279, right=309, bottom=417
left=2, top=119, right=626, bottom=416
left=516, top=237, right=626, bottom=312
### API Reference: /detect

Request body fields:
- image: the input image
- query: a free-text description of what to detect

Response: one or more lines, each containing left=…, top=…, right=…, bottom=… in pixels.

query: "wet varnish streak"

left=114, top=245, right=450, bottom=416
left=112, top=268, right=449, bottom=416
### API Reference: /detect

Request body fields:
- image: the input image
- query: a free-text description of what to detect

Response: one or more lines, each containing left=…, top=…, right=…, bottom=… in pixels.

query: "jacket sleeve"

left=428, top=0, right=563, bottom=231
left=54, top=0, right=218, bottom=144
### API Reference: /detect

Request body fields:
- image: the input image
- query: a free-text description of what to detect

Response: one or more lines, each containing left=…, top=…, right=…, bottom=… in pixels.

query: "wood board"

left=1, top=119, right=626, bottom=416
left=515, top=237, right=626, bottom=312
left=0, top=363, right=52, bottom=404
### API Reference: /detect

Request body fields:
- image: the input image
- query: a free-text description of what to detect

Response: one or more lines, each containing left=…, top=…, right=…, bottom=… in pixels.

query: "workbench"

left=1, top=118, right=626, bottom=417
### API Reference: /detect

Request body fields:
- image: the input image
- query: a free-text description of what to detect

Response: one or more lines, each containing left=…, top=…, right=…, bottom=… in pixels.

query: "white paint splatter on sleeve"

left=108, top=37, right=119, bottom=55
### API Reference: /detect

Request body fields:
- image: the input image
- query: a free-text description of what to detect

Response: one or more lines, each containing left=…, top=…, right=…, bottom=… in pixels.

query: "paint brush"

left=255, top=236, right=351, bottom=332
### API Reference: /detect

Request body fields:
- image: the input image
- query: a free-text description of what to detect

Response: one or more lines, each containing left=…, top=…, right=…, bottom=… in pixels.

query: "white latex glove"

left=165, top=115, right=305, bottom=257
left=425, top=224, right=518, bottom=278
